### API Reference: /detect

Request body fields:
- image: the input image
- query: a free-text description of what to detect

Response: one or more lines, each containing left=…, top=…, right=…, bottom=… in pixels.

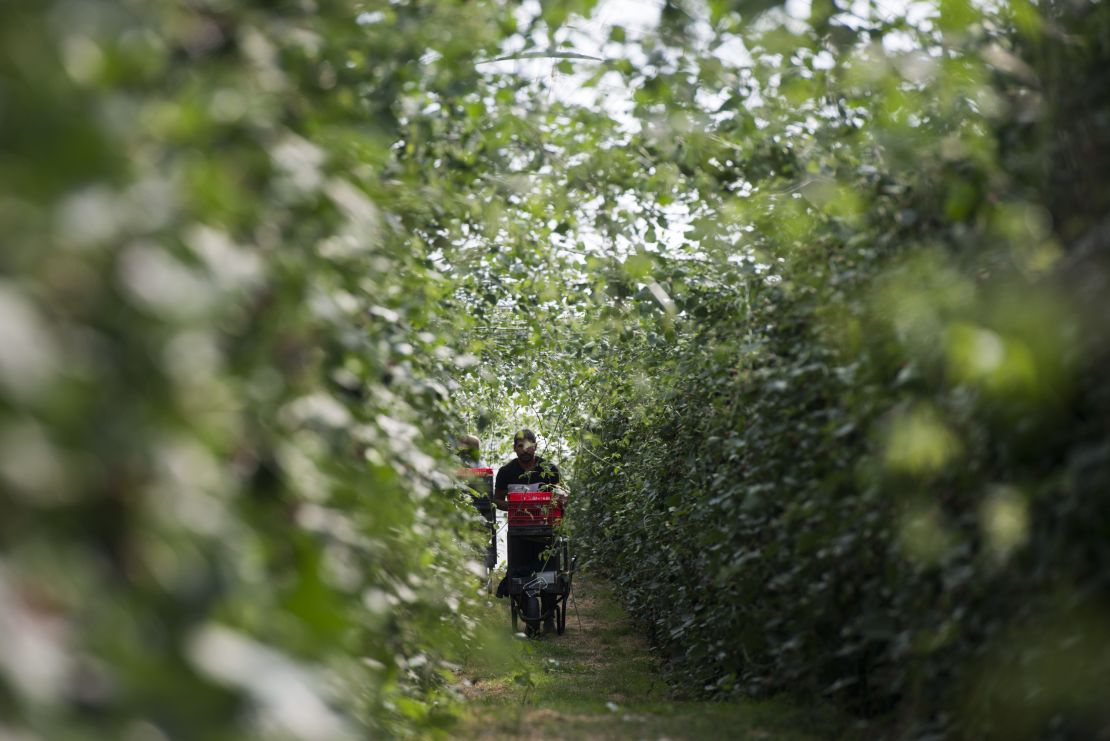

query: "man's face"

left=513, top=438, right=536, bottom=463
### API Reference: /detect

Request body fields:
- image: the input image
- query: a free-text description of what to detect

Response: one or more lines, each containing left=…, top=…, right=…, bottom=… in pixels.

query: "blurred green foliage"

left=4, top=0, right=1110, bottom=738
left=562, top=1, right=1110, bottom=739
left=0, top=0, right=533, bottom=737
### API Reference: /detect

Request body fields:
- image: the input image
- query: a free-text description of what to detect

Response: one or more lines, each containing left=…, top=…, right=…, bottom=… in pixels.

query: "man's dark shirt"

left=495, top=456, right=560, bottom=494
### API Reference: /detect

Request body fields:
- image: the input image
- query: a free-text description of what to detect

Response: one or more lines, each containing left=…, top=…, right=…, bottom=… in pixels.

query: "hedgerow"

left=0, top=0, right=529, bottom=737
left=572, top=1, right=1110, bottom=737
left=5, top=0, right=1110, bottom=738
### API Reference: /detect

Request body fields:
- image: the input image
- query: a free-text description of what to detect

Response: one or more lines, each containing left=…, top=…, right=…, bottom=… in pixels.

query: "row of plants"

left=570, top=0, right=1110, bottom=738
left=0, top=0, right=566, bottom=737
left=6, top=0, right=1109, bottom=736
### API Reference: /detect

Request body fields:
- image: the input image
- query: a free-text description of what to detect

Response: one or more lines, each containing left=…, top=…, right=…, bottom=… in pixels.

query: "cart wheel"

left=524, top=594, right=540, bottom=623
left=556, top=596, right=567, bottom=635
left=510, top=600, right=519, bottom=633
left=522, top=594, right=541, bottom=637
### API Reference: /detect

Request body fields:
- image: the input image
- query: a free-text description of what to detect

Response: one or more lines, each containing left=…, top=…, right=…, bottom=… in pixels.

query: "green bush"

left=571, top=1, right=1110, bottom=737
left=6, top=0, right=1110, bottom=737
left=0, top=1, right=520, bottom=737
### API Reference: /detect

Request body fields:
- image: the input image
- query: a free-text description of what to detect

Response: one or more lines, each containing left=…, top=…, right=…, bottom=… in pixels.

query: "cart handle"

left=523, top=575, right=549, bottom=595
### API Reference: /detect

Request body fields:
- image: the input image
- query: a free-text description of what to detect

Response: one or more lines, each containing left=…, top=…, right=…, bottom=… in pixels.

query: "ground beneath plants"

left=453, top=574, right=859, bottom=740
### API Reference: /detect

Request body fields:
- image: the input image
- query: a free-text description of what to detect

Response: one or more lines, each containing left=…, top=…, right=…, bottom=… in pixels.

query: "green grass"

left=452, top=574, right=859, bottom=740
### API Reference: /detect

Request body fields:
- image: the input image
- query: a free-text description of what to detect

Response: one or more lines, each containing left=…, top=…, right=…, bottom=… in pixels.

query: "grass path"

left=454, top=574, right=857, bottom=740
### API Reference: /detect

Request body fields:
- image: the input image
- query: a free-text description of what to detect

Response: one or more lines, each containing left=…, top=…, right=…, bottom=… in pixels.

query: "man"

left=495, top=429, right=562, bottom=632
left=456, top=434, right=497, bottom=571
left=494, top=429, right=563, bottom=508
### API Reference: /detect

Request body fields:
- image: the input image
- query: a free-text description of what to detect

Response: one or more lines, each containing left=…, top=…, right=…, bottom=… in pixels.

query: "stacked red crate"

left=507, top=490, right=562, bottom=528
left=457, top=467, right=494, bottom=478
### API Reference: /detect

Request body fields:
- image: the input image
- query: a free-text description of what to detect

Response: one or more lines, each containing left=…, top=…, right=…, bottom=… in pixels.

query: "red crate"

left=508, top=490, right=562, bottom=528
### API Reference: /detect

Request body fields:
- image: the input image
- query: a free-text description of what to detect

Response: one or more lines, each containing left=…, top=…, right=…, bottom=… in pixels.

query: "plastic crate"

left=508, top=490, right=562, bottom=528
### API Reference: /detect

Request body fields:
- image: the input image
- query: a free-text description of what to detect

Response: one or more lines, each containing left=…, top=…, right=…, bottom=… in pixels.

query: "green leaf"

left=623, top=253, right=654, bottom=281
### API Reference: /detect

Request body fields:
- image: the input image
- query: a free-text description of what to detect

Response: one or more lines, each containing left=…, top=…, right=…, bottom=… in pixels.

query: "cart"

left=504, top=489, right=573, bottom=636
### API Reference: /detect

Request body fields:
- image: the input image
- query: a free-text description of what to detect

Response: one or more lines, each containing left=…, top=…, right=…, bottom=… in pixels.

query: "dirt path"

left=454, top=574, right=854, bottom=740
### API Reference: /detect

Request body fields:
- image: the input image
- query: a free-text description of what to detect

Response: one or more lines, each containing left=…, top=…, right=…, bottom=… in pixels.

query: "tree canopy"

left=2, top=0, right=1109, bottom=738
